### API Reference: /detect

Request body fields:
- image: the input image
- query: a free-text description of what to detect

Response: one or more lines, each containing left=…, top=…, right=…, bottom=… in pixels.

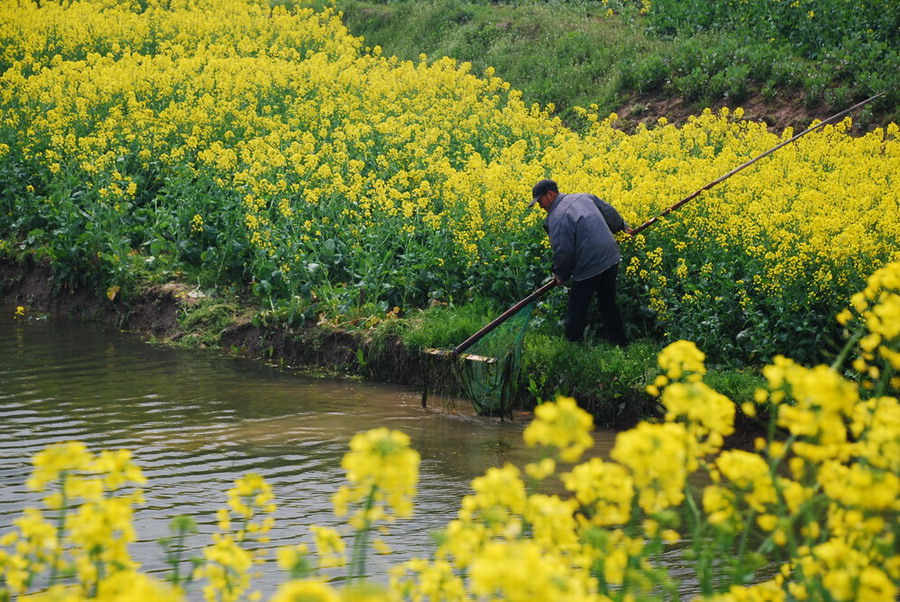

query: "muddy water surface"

left=0, top=304, right=624, bottom=594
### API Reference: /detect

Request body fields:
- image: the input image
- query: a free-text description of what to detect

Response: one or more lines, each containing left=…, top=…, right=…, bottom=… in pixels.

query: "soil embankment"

left=0, top=257, right=425, bottom=388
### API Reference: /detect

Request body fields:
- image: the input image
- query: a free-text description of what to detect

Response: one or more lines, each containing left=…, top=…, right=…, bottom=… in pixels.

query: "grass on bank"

left=335, top=0, right=899, bottom=130
left=371, top=297, right=765, bottom=425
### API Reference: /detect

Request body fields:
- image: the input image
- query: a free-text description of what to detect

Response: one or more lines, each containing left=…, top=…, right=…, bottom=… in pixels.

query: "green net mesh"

left=454, top=301, right=535, bottom=419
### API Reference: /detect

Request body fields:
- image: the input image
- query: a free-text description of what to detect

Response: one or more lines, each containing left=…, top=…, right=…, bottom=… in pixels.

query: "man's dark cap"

left=528, top=179, right=558, bottom=207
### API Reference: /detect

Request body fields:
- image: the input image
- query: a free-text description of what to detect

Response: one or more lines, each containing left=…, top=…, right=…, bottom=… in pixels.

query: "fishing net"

left=454, top=301, right=536, bottom=419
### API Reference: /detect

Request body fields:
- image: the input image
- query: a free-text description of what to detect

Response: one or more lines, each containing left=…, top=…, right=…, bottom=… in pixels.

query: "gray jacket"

left=544, top=193, right=628, bottom=282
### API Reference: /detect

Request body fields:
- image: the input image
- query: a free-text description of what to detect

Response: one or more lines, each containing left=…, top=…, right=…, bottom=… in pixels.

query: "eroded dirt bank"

left=0, top=257, right=429, bottom=389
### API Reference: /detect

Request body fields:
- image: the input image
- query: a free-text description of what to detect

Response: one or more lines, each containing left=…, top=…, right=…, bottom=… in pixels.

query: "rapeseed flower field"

left=0, top=0, right=897, bottom=363
left=1, top=3, right=897, bottom=599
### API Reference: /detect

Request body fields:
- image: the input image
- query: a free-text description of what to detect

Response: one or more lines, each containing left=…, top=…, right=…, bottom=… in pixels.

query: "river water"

left=0, top=304, right=626, bottom=595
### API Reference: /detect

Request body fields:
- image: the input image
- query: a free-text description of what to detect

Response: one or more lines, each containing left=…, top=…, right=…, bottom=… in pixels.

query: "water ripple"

left=0, top=305, right=618, bottom=596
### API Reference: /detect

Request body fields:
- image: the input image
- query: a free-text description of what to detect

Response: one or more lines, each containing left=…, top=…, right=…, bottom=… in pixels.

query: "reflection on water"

left=0, top=304, right=619, bottom=595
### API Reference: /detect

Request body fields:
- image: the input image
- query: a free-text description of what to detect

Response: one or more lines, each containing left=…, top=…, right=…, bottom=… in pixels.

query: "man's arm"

left=548, top=217, right=576, bottom=283
left=591, top=195, right=629, bottom=233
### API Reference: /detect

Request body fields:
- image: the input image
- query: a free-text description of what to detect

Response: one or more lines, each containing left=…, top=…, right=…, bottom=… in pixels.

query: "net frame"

left=453, top=301, right=535, bottom=419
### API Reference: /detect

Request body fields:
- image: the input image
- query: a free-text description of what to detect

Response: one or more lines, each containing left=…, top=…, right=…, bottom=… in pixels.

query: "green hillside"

left=335, top=0, right=899, bottom=130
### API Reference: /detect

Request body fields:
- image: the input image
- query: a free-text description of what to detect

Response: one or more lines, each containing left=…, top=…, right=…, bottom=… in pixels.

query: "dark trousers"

left=565, top=264, right=627, bottom=345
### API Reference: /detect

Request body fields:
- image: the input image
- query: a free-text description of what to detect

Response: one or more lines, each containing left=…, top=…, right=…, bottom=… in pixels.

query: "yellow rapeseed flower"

left=523, top=397, right=594, bottom=463
left=270, top=579, right=341, bottom=602
left=333, top=428, right=419, bottom=530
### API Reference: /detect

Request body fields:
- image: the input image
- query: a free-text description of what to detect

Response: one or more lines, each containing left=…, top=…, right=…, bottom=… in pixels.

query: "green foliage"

left=340, top=0, right=650, bottom=122
left=338, top=0, right=900, bottom=127
left=702, top=367, right=764, bottom=405
left=640, top=0, right=898, bottom=118
left=399, top=299, right=503, bottom=351
left=177, top=299, right=243, bottom=348
left=519, top=333, right=659, bottom=424
left=645, top=0, right=898, bottom=58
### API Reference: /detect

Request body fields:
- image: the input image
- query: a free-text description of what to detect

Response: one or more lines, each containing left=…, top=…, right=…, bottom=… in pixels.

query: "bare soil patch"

left=617, top=89, right=847, bottom=134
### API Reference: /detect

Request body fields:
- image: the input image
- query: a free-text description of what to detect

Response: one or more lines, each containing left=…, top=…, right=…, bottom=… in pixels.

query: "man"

left=529, top=178, right=632, bottom=345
